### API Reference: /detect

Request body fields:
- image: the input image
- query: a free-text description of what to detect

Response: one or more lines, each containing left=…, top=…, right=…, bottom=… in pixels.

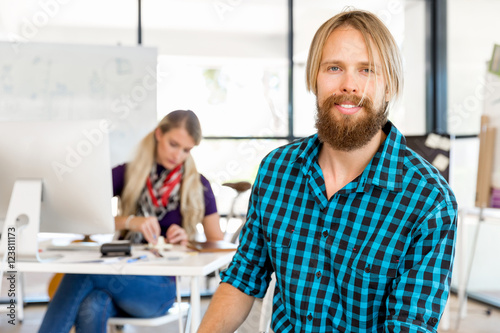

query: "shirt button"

left=316, top=271, right=321, bottom=278
left=322, top=230, right=328, bottom=237
left=307, top=314, right=313, bottom=321
left=364, top=266, right=371, bottom=273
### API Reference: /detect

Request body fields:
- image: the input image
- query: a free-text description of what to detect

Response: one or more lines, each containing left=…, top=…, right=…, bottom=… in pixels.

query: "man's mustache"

left=321, top=93, right=374, bottom=111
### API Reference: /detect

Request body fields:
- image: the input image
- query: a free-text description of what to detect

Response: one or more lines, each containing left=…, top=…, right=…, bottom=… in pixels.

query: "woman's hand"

left=166, top=224, right=189, bottom=245
left=128, top=216, right=161, bottom=245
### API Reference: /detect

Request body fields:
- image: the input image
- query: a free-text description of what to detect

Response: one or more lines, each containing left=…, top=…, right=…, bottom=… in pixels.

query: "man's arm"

left=385, top=203, right=457, bottom=332
left=198, top=283, right=255, bottom=333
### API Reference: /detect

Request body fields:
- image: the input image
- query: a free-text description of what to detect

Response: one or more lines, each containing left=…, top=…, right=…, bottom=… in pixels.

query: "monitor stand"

left=0, top=179, right=62, bottom=263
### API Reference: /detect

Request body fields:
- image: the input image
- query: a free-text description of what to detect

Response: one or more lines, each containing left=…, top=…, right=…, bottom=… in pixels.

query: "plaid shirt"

left=221, top=122, right=457, bottom=333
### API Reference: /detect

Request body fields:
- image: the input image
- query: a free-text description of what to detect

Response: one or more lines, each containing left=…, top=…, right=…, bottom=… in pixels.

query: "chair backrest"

left=107, top=302, right=190, bottom=332
left=107, top=275, right=189, bottom=333
left=237, top=273, right=276, bottom=333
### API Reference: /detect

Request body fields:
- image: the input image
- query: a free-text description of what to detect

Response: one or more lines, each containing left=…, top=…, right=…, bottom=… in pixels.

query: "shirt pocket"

left=350, top=251, right=399, bottom=280
left=265, top=223, right=296, bottom=280
left=339, top=249, right=400, bottom=309
left=264, top=223, right=299, bottom=305
left=327, top=237, right=400, bottom=279
left=265, top=223, right=295, bottom=249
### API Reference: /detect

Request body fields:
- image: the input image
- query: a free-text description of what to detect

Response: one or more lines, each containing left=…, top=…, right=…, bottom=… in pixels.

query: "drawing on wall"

left=0, top=42, right=158, bottom=166
left=489, top=44, right=500, bottom=76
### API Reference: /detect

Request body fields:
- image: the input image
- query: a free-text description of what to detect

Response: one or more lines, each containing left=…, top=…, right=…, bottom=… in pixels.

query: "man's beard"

left=315, top=94, right=387, bottom=151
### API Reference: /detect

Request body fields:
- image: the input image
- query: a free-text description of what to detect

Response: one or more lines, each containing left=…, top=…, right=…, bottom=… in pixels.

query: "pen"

left=126, top=255, right=148, bottom=263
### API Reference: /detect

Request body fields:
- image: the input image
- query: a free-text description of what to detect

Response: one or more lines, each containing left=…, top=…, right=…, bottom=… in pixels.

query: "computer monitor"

left=0, top=120, right=115, bottom=261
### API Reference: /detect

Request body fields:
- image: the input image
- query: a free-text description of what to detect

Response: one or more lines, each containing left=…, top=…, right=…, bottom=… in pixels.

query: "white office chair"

left=222, top=181, right=252, bottom=244
left=107, top=276, right=191, bottom=333
left=107, top=302, right=190, bottom=332
left=237, top=273, right=276, bottom=333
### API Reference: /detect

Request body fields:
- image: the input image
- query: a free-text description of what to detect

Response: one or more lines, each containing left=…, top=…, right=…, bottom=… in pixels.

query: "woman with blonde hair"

left=39, top=110, right=223, bottom=333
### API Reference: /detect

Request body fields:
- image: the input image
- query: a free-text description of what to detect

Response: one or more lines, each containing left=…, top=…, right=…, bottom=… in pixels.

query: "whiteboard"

left=0, top=42, right=158, bottom=166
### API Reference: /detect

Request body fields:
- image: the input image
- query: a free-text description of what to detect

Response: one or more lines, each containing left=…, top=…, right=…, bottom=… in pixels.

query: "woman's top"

left=112, top=163, right=218, bottom=235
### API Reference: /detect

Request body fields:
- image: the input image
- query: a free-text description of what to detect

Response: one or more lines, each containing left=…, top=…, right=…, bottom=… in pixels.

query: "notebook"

left=187, top=240, right=238, bottom=252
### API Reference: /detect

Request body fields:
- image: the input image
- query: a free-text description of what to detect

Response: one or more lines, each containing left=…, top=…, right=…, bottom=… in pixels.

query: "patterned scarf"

left=137, top=163, right=183, bottom=221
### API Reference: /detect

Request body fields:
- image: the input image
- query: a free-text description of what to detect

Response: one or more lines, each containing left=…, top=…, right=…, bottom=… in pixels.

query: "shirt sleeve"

left=220, top=170, right=273, bottom=298
left=200, top=174, right=218, bottom=216
left=112, top=163, right=127, bottom=197
left=384, top=200, right=457, bottom=332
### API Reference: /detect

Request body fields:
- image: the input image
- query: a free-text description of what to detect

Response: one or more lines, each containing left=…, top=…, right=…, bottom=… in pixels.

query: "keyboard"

left=45, top=242, right=102, bottom=251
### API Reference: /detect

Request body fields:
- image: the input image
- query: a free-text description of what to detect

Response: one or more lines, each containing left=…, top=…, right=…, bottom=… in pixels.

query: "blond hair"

left=305, top=9, right=403, bottom=106
left=120, top=110, right=204, bottom=239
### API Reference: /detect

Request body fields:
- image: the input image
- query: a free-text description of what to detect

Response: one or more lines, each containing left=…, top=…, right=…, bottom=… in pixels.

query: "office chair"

left=237, top=273, right=276, bottom=333
left=107, top=276, right=191, bottom=333
left=201, top=181, right=251, bottom=293
left=107, top=302, right=191, bottom=332
left=222, top=181, right=251, bottom=243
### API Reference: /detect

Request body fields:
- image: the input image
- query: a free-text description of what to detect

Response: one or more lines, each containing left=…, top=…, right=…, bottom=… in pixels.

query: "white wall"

left=448, top=0, right=500, bottom=136
left=448, top=0, right=500, bottom=297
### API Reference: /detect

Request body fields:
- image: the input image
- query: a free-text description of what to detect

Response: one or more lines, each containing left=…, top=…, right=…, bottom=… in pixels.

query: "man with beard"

left=199, top=9, right=457, bottom=333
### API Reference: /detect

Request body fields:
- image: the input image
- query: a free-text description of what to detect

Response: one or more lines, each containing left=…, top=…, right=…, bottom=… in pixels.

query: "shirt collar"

left=294, top=121, right=406, bottom=193
left=361, top=121, right=405, bottom=192
left=294, top=134, right=321, bottom=167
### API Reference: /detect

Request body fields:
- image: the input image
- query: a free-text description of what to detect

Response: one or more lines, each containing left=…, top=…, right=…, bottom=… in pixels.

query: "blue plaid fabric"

left=221, top=121, right=458, bottom=333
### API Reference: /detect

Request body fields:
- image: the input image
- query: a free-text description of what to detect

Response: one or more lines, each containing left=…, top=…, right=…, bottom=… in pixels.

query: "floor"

left=1, top=293, right=499, bottom=332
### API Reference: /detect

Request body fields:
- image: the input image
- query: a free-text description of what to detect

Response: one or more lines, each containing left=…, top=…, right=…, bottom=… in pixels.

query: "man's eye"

left=328, top=66, right=340, bottom=71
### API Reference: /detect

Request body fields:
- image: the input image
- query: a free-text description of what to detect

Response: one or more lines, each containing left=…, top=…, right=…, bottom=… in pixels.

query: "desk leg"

left=457, top=209, right=467, bottom=318
left=456, top=208, right=483, bottom=330
left=190, top=276, right=200, bottom=333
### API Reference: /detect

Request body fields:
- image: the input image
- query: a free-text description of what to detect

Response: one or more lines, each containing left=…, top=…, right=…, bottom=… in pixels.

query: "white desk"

left=453, top=207, right=500, bottom=330
left=4, top=248, right=235, bottom=332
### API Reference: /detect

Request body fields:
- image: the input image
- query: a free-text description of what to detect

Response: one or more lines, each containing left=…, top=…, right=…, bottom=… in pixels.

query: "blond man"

left=199, top=9, right=457, bottom=333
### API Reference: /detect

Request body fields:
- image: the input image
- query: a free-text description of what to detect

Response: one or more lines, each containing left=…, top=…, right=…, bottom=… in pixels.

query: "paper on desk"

left=168, top=250, right=193, bottom=258
left=145, top=250, right=192, bottom=262
left=50, top=252, right=126, bottom=264
left=137, top=244, right=193, bottom=261
left=69, top=257, right=126, bottom=264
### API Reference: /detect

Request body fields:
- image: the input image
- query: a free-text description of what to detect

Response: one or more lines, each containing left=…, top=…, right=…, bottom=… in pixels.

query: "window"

left=293, top=0, right=427, bottom=137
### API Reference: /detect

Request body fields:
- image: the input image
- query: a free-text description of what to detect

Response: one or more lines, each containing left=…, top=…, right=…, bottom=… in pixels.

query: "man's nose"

left=339, top=72, right=358, bottom=94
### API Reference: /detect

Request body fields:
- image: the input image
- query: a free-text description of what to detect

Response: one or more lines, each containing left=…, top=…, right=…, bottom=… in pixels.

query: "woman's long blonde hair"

left=120, top=110, right=204, bottom=239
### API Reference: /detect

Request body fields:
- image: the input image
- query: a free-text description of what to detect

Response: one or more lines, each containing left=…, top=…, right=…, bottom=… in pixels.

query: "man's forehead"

left=323, top=27, right=381, bottom=64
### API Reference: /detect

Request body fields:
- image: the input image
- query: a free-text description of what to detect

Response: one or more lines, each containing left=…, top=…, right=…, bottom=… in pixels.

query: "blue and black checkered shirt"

left=221, top=121, right=457, bottom=332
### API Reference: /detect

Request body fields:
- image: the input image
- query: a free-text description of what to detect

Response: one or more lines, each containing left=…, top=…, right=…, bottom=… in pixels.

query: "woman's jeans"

left=38, top=273, right=176, bottom=333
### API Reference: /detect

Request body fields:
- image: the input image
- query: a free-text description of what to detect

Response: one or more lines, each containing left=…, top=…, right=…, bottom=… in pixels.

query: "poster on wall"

left=481, top=58, right=500, bottom=207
